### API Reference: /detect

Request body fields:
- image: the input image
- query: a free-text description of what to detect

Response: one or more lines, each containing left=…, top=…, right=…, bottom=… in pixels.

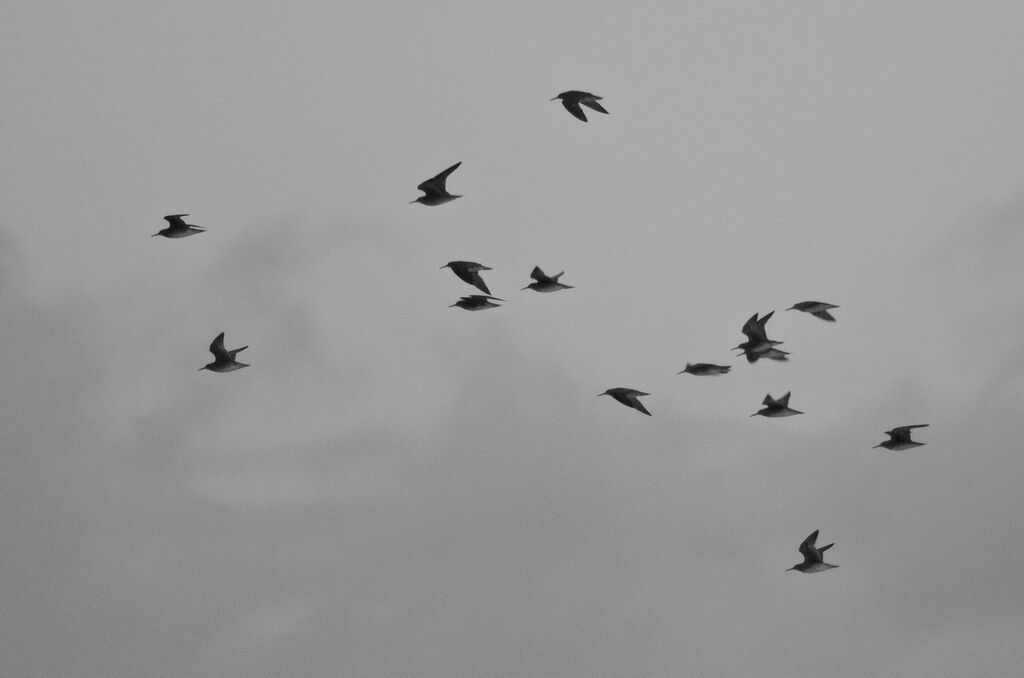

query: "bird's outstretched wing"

left=418, top=162, right=462, bottom=198
left=888, top=424, right=929, bottom=442
left=209, top=332, right=229, bottom=361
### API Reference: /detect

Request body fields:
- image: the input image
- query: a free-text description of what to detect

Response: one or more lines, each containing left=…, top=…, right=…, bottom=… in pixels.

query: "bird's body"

left=678, top=363, right=731, bottom=376
left=522, top=266, right=573, bottom=293
left=739, top=346, right=790, bottom=363
left=788, top=301, right=839, bottom=322
left=199, top=332, right=249, bottom=372
left=599, top=388, right=651, bottom=416
left=412, top=162, right=462, bottom=206
left=874, top=424, right=929, bottom=450
left=153, top=214, right=206, bottom=239
left=551, top=91, right=608, bottom=122
left=442, top=261, right=492, bottom=295
left=787, top=530, right=838, bottom=573
left=751, top=392, right=803, bottom=417
left=450, top=295, right=503, bottom=311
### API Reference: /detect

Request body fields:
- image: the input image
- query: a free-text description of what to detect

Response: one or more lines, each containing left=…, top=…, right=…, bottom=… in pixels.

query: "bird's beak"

left=550, top=97, right=559, bottom=101
left=409, top=200, right=418, bottom=204
left=151, top=233, right=160, bottom=237
left=440, top=265, right=448, bottom=269
left=521, top=286, right=530, bottom=290
left=197, top=367, right=205, bottom=371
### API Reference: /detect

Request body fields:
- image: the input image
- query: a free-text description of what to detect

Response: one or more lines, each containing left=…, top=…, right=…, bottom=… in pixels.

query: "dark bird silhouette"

left=788, top=301, right=839, bottom=322
left=733, top=311, right=784, bottom=357
left=751, top=392, right=803, bottom=418
left=199, top=332, right=249, bottom=372
left=522, top=266, right=573, bottom=293
left=598, top=388, right=651, bottom=416
left=449, top=295, right=503, bottom=311
left=787, top=530, right=838, bottom=573
left=873, top=424, right=929, bottom=450
left=412, top=162, right=462, bottom=206
left=678, top=363, right=731, bottom=376
left=153, top=214, right=206, bottom=239
left=441, top=261, right=492, bottom=295
left=551, top=91, right=608, bottom=122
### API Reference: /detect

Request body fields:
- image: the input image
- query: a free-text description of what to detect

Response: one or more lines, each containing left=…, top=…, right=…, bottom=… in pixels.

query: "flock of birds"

left=153, top=90, right=930, bottom=574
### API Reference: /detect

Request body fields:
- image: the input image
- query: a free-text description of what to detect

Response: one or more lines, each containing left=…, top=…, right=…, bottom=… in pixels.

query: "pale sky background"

left=3, top=2, right=1024, bottom=677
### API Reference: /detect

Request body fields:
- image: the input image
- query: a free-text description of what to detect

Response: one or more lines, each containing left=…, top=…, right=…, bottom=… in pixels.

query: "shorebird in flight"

left=786, top=530, right=838, bottom=573
left=199, top=332, right=249, bottom=373
left=734, top=311, right=786, bottom=362
left=412, top=162, right=462, bottom=206
left=599, top=388, right=651, bottom=416
left=678, top=363, right=731, bottom=376
left=751, top=392, right=803, bottom=418
left=450, top=295, right=503, bottom=311
left=873, top=424, right=929, bottom=450
left=522, top=266, right=573, bottom=293
left=788, top=301, right=839, bottom=322
left=551, top=91, right=608, bottom=122
left=441, top=261, right=492, bottom=295
left=153, top=214, right=206, bottom=239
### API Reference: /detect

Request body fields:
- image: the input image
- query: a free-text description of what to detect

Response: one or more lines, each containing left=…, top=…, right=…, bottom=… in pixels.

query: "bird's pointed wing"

left=627, top=395, right=652, bottom=416
left=164, top=214, right=189, bottom=231
left=229, top=346, right=248, bottom=359
left=530, top=266, right=548, bottom=282
left=581, top=98, right=608, bottom=115
left=762, top=394, right=776, bottom=406
left=209, top=332, right=229, bottom=360
left=888, top=424, right=928, bottom=442
left=798, top=531, right=822, bottom=564
left=778, top=392, right=792, bottom=406
left=811, top=309, right=836, bottom=321
left=418, top=162, right=461, bottom=196
left=470, top=272, right=491, bottom=295
left=561, top=99, right=588, bottom=122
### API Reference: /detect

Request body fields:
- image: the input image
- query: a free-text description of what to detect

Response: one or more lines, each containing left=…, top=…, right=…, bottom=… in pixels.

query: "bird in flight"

left=678, top=363, right=731, bottom=376
left=751, top=392, right=803, bottom=418
left=873, top=424, right=929, bottom=450
left=449, top=295, right=503, bottom=311
left=734, top=311, right=787, bottom=362
left=599, top=388, right=651, bottom=416
left=551, top=91, right=608, bottom=122
left=522, top=266, right=573, bottom=293
left=442, top=261, right=492, bottom=295
left=199, top=332, right=249, bottom=373
left=412, top=162, right=463, bottom=206
left=153, top=214, right=206, bottom=239
left=788, top=301, right=839, bottom=322
left=786, top=530, right=838, bottom=573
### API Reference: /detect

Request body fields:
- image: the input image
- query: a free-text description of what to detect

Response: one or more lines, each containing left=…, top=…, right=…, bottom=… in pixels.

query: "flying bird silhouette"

left=449, top=295, right=503, bottom=311
left=678, top=363, right=731, bottom=376
left=153, top=214, right=206, bottom=239
left=751, top=392, right=803, bottom=418
left=551, top=91, right=608, bottom=122
left=442, top=261, right=492, bottom=295
left=199, top=332, right=249, bottom=372
left=786, top=530, right=838, bottom=573
left=788, top=301, right=839, bottom=322
left=598, top=388, right=651, bottom=416
left=873, top=424, right=929, bottom=450
left=733, top=311, right=784, bottom=357
left=412, top=162, right=462, bottom=206
left=522, top=266, right=573, bottom=293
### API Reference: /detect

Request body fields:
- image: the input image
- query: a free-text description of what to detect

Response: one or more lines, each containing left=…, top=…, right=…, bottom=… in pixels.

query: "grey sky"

left=3, top=2, right=1024, bottom=677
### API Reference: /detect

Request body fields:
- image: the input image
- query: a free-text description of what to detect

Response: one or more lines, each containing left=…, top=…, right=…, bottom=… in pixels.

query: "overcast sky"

left=3, top=2, right=1024, bottom=677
